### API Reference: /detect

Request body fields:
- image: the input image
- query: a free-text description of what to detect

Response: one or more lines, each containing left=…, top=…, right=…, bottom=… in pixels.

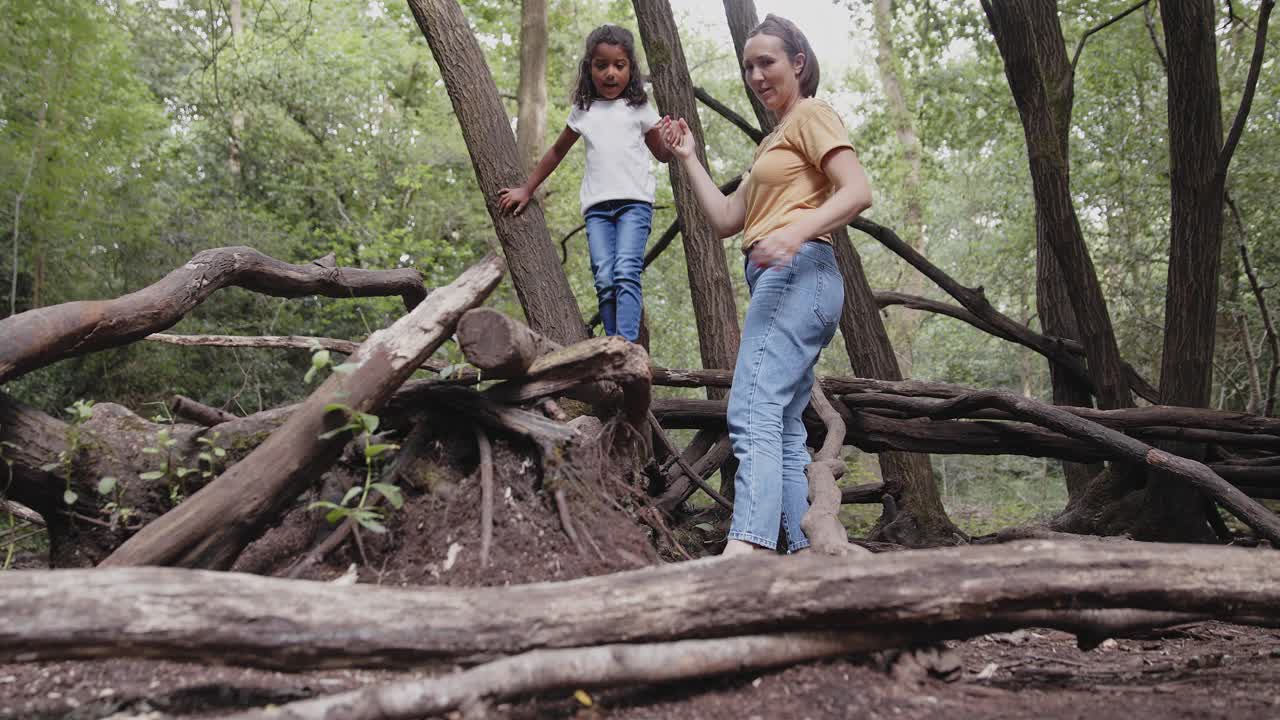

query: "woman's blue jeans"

left=727, top=241, right=844, bottom=552
left=584, top=199, right=653, bottom=342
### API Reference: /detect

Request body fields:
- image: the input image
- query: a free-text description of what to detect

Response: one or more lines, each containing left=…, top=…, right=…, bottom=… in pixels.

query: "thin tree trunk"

left=406, top=0, right=587, bottom=345
left=720, top=0, right=773, bottom=131
left=1025, top=0, right=1104, bottom=497
left=632, top=0, right=741, bottom=393
left=871, top=0, right=927, bottom=376
left=982, top=0, right=1132, bottom=412
left=10, top=99, right=46, bottom=318
left=228, top=0, right=244, bottom=179
left=514, top=0, right=548, bottom=176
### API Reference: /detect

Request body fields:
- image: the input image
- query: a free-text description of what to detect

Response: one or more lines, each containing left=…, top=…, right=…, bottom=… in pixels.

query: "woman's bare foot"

left=722, top=539, right=763, bottom=558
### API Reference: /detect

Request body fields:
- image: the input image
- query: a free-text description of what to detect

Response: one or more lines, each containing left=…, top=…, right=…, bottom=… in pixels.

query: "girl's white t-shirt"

left=566, top=98, right=661, bottom=214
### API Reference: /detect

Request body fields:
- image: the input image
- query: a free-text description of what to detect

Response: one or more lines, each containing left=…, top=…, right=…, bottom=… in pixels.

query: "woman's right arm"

left=660, top=117, right=746, bottom=239
left=498, top=127, right=580, bottom=215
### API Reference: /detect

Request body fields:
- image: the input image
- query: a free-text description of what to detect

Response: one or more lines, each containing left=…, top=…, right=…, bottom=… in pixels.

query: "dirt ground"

left=3, top=422, right=1279, bottom=719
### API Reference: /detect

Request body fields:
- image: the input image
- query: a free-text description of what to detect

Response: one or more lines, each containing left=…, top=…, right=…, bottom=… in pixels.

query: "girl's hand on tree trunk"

left=497, top=186, right=532, bottom=215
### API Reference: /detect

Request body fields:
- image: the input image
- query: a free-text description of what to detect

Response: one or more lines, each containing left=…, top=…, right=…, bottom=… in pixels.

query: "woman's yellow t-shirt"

left=736, top=98, right=854, bottom=251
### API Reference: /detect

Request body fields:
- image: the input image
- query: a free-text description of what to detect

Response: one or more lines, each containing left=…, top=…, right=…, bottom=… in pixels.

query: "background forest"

left=3, top=0, right=1276, bottom=534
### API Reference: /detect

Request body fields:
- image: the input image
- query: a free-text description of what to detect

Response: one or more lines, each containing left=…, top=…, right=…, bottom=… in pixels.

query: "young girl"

left=498, top=24, right=671, bottom=343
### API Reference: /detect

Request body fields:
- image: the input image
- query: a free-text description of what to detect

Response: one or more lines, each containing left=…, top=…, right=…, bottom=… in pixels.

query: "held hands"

left=658, top=116, right=695, bottom=161
left=497, top=185, right=532, bottom=215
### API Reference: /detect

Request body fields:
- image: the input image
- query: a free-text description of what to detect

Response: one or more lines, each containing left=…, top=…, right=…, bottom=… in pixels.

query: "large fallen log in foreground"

left=99, top=254, right=504, bottom=570
left=0, top=247, right=427, bottom=385
left=4, top=540, right=1277, bottom=670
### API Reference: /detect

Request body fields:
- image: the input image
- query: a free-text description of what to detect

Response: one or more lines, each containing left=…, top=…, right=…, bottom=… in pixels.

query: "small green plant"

left=304, top=345, right=359, bottom=384
left=308, top=403, right=402, bottom=533
left=95, top=475, right=134, bottom=529
left=40, top=399, right=96, bottom=506
left=140, top=427, right=183, bottom=503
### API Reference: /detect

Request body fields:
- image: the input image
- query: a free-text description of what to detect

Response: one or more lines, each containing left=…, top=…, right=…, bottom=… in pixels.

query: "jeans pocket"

left=807, top=252, right=841, bottom=329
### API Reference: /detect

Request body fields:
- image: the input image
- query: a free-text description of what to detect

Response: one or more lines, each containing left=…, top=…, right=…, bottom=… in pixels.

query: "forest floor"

left=3, top=427, right=1278, bottom=719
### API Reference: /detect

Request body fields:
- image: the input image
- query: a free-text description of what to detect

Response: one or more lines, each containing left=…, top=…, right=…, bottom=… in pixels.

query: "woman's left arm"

left=793, top=149, right=873, bottom=243
left=750, top=148, right=872, bottom=267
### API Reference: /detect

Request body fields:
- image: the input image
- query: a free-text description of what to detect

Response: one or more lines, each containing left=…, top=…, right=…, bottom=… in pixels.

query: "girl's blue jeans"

left=584, top=199, right=653, bottom=342
left=727, top=240, right=844, bottom=552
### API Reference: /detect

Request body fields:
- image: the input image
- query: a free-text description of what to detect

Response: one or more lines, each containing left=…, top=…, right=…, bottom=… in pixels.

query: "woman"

left=660, top=14, right=872, bottom=556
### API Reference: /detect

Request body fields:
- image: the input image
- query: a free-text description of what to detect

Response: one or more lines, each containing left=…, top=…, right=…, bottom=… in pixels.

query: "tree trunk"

left=228, top=0, right=245, bottom=179
left=871, top=0, right=927, bottom=376
left=1025, top=0, right=1104, bottom=498
left=405, top=0, right=586, bottom=345
left=100, top=255, right=505, bottom=569
left=1131, top=0, right=1228, bottom=540
left=982, top=0, right=1131, bottom=412
left=831, top=234, right=960, bottom=545
left=632, top=0, right=741, bottom=393
left=5, top=541, right=1279, bottom=669
left=720, top=0, right=774, bottom=131
left=514, top=0, right=548, bottom=176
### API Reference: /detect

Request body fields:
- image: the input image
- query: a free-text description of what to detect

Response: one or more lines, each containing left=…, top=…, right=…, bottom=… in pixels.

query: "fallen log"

left=0, top=247, right=427, bottom=385
left=3, top=540, right=1278, bottom=670
left=99, top=254, right=504, bottom=569
left=169, top=394, right=237, bottom=427
left=145, top=333, right=466, bottom=378
left=225, top=631, right=888, bottom=720
left=923, top=390, right=1280, bottom=544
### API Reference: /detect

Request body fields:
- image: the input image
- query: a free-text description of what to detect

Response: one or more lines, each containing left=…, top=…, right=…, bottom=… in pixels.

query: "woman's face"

left=590, top=42, right=631, bottom=100
left=742, top=33, right=803, bottom=112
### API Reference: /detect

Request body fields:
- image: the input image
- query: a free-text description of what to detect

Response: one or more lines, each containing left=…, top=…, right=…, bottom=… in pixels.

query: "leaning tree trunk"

left=1025, top=0, right=1104, bottom=498
left=632, top=0, right=741, bottom=393
left=514, top=0, right=548, bottom=176
left=405, top=0, right=586, bottom=346
left=982, top=0, right=1131, bottom=413
left=720, top=0, right=773, bottom=131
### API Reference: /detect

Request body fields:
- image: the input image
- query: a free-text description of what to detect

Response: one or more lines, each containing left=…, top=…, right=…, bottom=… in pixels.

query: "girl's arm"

left=748, top=148, right=873, bottom=267
left=660, top=117, right=746, bottom=239
left=497, top=127, right=580, bottom=215
left=644, top=125, right=672, bottom=163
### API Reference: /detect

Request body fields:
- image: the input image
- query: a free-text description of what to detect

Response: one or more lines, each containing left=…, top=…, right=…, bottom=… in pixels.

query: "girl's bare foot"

left=722, top=539, right=763, bottom=557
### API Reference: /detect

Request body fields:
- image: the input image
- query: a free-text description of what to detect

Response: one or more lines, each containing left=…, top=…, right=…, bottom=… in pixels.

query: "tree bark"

left=6, top=541, right=1280, bottom=669
left=632, top=0, right=741, bottom=394
left=100, top=255, right=505, bottom=569
left=514, top=0, right=548, bottom=176
left=0, top=246, right=427, bottom=385
left=406, top=0, right=586, bottom=345
left=982, top=0, right=1132, bottom=412
left=1024, top=0, right=1105, bottom=497
left=871, top=0, right=927, bottom=376
left=720, top=0, right=774, bottom=131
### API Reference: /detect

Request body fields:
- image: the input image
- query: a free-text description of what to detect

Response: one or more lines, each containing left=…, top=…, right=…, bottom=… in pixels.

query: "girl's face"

left=742, top=33, right=803, bottom=113
left=590, top=42, right=631, bottom=100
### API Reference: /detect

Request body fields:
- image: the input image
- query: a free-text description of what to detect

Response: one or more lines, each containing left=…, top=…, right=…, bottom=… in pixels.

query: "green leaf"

left=41, top=462, right=60, bottom=473
left=358, top=413, right=379, bottom=434
left=63, top=489, right=78, bottom=505
left=324, top=403, right=352, bottom=415
left=318, top=423, right=357, bottom=440
left=371, top=483, right=403, bottom=509
left=303, top=366, right=317, bottom=384
left=341, top=486, right=362, bottom=506
left=307, top=500, right=340, bottom=511
left=332, top=362, right=359, bottom=375
left=311, top=349, right=331, bottom=369
left=198, top=451, right=213, bottom=464
left=364, top=443, right=399, bottom=460
left=97, top=476, right=118, bottom=494
left=355, top=515, right=387, bottom=533
left=139, top=470, right=166, bottom=481
left=175, top=467, right=195, bottom=478
left=213, top=447, right=227, bottom=458
left=325, top=507, right=348, bottom=524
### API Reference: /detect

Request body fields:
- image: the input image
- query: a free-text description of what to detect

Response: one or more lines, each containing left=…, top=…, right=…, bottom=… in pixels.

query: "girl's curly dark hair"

left=573, top=24, right=648, bottom=110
